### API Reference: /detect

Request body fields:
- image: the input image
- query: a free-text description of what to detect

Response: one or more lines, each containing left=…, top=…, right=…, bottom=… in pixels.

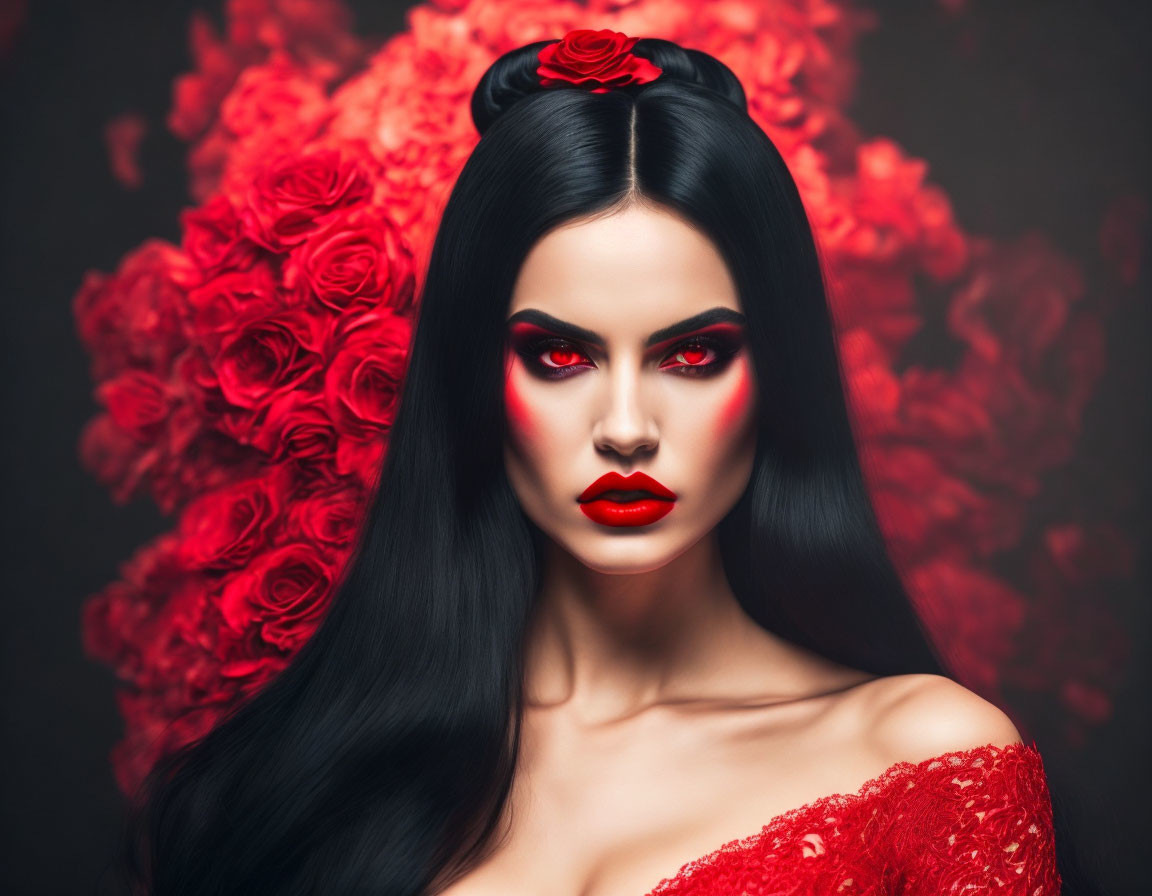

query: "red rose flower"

left=185, top=263, right=283, bottom=339
left=216, top=633, right=289, bottom=699
left=73, top=240, right=196, bottom=380
left=242, top=146, right=373, bottom=252
left=180, top=194, right=260, bottom=277
left=219, top=61, right=328, bottom=144
left=324, top=309, right=412, bottom=441
left=252, top=389, right=338, bottom=463
left=176, top=475, right=282, bottom=571
left=96, top=369, right=172, bottom=442
left=77, top=413, right=162, bottom=505
left=211, top=308, right=327, bottom=409
left=287, top=487, right=364, bottom=549
left=218, top=542, right=337, bottom=651
left=283, top=206, right=416, bottom=314
left=537, top=29, right=663, bottom=94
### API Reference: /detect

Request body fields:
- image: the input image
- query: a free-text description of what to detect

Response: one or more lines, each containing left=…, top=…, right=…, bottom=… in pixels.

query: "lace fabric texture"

left=643, top=741, right=1061, bottom=895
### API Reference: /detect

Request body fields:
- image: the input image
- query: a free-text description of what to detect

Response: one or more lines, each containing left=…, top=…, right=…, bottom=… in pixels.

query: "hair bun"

left=470, top=37, right=747, bottom=137
left=470, top=39, right=556, bottom=136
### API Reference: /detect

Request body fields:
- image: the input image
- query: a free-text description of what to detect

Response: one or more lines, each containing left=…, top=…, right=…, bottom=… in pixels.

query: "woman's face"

left=503, top=203, right=758, bottom=574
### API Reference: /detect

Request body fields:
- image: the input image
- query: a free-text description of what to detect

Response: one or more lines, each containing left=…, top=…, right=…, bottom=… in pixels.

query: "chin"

left=558, top=530, right=698, bottom=576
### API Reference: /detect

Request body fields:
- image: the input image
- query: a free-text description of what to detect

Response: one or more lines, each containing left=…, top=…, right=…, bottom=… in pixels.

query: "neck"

left=521, top=530, right=759, bottom=725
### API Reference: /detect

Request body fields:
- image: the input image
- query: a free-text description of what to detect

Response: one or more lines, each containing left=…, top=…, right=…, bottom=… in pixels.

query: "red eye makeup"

left=505, top=307, right=747, bottom=381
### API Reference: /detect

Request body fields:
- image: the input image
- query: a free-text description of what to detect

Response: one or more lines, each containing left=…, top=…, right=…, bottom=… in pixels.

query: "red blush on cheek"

left=717, top=359, right=755, bottom=431
left=503, top=349, right=535, bottom=439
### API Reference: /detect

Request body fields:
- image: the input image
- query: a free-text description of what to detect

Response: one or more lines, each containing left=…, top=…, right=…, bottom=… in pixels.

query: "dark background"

left=1, top=1, right=1148, bottom=893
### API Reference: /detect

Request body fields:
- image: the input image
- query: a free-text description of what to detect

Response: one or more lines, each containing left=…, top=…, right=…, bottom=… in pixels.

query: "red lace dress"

left=643, top=741, right=1061, bottom=895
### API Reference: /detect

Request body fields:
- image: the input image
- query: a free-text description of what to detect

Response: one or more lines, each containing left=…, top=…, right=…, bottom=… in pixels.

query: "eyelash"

left=516, top=334, right=741, bottom=380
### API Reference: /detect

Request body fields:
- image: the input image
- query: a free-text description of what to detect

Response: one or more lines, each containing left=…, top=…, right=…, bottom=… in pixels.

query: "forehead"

left=507, top=204, right=741, bottom=335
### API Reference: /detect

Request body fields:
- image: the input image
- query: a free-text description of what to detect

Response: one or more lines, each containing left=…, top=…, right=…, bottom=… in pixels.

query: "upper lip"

left=578, top=471, right=677, bottom=502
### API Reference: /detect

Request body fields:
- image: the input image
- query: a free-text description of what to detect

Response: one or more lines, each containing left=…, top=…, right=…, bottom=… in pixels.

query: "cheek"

left=673, top=359, right=757, bottom=491
left=503, top=351, right=536, bottom=443
left=713, top=357, right=757, bottom=437
left=503, top=361, right=582, bottom=514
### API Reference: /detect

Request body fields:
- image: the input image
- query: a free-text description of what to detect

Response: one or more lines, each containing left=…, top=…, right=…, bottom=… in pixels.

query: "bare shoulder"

left=849, top=673, right=1024, bottom=766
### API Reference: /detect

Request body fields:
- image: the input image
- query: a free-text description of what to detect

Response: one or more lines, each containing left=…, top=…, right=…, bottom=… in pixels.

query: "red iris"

left=525, top=336, right=737, bottom=378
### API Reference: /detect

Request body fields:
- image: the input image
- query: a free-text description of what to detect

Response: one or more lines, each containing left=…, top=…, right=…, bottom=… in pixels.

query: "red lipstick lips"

left=577, top=471, right=677, bottom=527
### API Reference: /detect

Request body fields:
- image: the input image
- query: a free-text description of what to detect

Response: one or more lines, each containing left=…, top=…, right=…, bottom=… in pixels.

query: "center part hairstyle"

left=120, top=36, right=947, bottom=896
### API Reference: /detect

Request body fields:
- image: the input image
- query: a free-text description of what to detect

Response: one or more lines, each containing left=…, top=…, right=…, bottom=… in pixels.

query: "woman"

left=121, top=30, right=1063, bottom=895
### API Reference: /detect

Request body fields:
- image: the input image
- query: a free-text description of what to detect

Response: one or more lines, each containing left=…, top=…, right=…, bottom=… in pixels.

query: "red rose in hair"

left=537, top=29, right=663, bottom=94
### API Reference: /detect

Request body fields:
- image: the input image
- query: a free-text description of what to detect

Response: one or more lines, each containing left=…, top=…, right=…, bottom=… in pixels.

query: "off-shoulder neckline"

left=641, top=739, right=1041, bottom=896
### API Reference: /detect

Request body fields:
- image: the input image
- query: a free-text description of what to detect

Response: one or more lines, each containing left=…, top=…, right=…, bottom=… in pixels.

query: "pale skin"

left=433, top=202, right=1023, bottom=896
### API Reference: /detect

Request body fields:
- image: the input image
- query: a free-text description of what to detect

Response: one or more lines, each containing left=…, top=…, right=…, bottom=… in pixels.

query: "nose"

left=591, top=358, right=659, bottom=457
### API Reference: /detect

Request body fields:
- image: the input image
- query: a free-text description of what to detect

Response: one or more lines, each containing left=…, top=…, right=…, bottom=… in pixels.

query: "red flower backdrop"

left=76, top=0, right=1141, bottom=797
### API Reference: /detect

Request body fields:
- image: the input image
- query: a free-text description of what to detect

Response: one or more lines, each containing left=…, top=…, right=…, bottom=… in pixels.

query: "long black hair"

left=115, top=37, right=1089, bottom=895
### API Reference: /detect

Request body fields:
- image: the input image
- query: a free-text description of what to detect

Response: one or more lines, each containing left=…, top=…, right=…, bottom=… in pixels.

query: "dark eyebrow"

left=505, top=307, right=746, bottom=348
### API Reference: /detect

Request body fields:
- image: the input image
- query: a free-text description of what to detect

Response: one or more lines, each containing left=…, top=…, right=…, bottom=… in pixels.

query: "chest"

left=429, top=706, right=897, bottom=896
left=431, top=790, right=897, bottom=896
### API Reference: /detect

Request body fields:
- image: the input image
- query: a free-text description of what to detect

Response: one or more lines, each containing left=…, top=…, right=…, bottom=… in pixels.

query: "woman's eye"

left=658, top=337, right=737, bottom=376
left=662, top=341, right=714, bottom=370
left=515, top=334, right=740, bottom=380
left=541, top=344, right=587, bottom=369
left=519, top=339, right=593, bottom=378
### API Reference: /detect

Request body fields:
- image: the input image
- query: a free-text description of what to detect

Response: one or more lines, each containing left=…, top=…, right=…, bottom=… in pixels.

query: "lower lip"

left=578, top=497, right=676, bottom=527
